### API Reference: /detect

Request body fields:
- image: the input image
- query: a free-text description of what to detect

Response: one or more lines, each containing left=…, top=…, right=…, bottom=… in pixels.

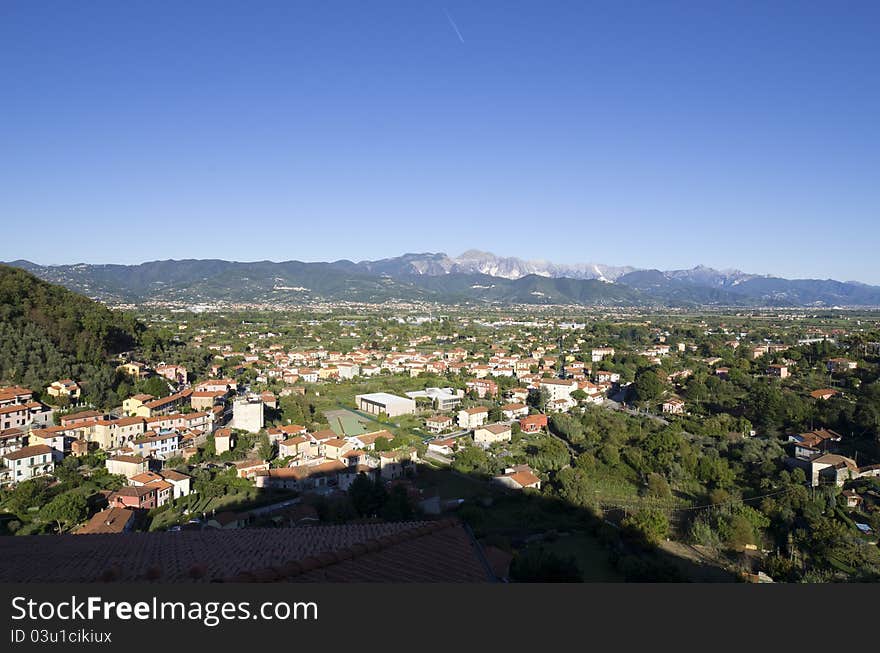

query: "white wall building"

left=354, top=392, right=416, bottom=417
left=230, top=396, right=265, bottom=433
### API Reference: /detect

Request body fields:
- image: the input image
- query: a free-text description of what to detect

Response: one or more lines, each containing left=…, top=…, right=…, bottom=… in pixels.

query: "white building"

left=336, top=362, right=360, bottom=380
left=131, top=430, right=182, bottom=459
left=539, top=378, right=578, bottom=403
left=494, top=465, right=541, bottom=490
left=457, top=406, right=489, bottom=429
left=354, top=392, right=416, bottom=417
left=230, top=396, right=265, bottom=433
left=591, top=347, right=615, bottom=362
left=1, top=444, right=55, bottom=486
left=474, top=423, right=512, bottom=448
left=405, top=387, right=464, bottom=412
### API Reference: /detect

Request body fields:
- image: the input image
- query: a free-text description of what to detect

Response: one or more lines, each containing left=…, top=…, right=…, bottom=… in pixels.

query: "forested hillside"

left=0, top=264, right=145, bottom=405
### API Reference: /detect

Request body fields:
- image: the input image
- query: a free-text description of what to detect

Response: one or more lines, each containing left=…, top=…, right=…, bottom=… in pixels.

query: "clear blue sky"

left=2, top=1, right=879, bottom=281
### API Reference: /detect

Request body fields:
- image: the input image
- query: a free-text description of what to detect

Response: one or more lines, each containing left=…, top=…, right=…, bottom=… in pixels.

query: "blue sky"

left=2, top=1, right=879, bottom=281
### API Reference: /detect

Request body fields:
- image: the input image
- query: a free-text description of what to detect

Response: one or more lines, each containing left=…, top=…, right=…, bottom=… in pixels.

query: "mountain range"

left=4, top=252, right=880, bottom=308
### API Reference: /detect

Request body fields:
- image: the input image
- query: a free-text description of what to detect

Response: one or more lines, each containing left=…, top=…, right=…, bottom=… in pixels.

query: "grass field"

left=324, top=408, right=372, bottom=436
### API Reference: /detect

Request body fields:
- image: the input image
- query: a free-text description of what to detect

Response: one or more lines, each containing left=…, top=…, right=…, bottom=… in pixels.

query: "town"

left=2, top=272, right=880, bottom=582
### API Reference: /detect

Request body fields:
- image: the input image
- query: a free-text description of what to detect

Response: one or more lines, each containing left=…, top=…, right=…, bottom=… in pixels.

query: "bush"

left=622, top=508, right=670, bottom=546
left=510, top=547, right=581, bottom=582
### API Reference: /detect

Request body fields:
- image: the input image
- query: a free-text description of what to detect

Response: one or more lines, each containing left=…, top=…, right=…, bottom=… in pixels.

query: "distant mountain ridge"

left=5, top=252, right=880, bottom=307
left=350, top=250, right=635, bottom=282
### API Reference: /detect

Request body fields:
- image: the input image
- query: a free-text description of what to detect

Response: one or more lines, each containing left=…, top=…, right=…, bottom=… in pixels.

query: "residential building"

left=0, top=427, right=27, bottom=457
left=500, top=403, right=528, bottom=420
left=827, top=358, right=857, bottom=373
left=105, top=454, right=149, bottom=479
left=379, top=448, right=419, bottom=480
left=425, top=415, right=453, bottom=433
left=131, top=430, right=181, bottom=459
left=457, top=406, right=489, bottom=430
left=810, top=388, right=838, bottom=401
left=0, top=444, right=55, bottom=486
left=474, top=423, right=512, bottom=448
left=230, top=396, right=265, bottom=433
left=539, top=378, right=578, bottom=402
left=519, top=414, right=548, bottom=433
left=156, top=364, right=188, bottom=385
left=76, top=507, right=136, bottom=535
left=494, top=465, right=541, bottom=491
left=109, top=485, right=157, bottom=510
left=348, top=429, right=394, bottom=450
left=767, top=364, right=789, bottom=379
left=214, top=428, right=235, bottom=455
left=46, top=379, right=81, bottom=401
left=427, top=436, right=459, bottom=456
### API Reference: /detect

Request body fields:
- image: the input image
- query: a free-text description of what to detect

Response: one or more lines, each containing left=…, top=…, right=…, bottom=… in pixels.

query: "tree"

left=348, top=473, right=388, bottom=517
left=622, top=508, right=669, bottom=546
left=42, top=492, right=88, bottom=532
left=632, top=369, right=664, bottom=404
left=526, top=437, right=569, bottom=472
left=3, top=478, right=49, bottom=518
left=414, top=396, right=433, bottom=410
left=527, top=387, right=550, bottom=412
left=380, top=485, right=413, bottom=521
left=55, top=456, right=83, bottom=486
left=452, top=445, right=492, bottom=475
left=646, top=473, right=672, bottom=500
left=257, top=433, right=274, bottom=461
left=138, top=375, right=172, bottom=399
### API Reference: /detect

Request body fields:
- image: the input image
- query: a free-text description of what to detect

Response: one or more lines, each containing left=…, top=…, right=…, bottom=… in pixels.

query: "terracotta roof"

left=280, top=435, right=309, bottom=447
left=129, top=472, right=163, bottom=484
left=60, top=410, right=102, bottom=422
left=0, top=521, right=492, bottom=582
left=107, top=454, right=145, bottom=464
left=0, top=427, right=25, bottom=441
left=3, top=444, right=53, bottom=461
left=76, top=508, right=135, bottom=535
left=478, top=423, right=511, bottom=435
left=462, top=406, right=489, bottom=415
left=355, top=430, right=394, bottom=445
left=499, top=469, right=541, bottom=488
left=159, top=469, right=190, bottom=482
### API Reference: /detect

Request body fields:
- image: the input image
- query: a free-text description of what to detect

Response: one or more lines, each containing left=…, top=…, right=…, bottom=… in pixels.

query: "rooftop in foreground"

left=0, top=519, right=493, bottom=583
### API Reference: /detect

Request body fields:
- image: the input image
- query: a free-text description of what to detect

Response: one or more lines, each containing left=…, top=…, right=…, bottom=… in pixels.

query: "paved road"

left=423, top=450, right=452, bottom=466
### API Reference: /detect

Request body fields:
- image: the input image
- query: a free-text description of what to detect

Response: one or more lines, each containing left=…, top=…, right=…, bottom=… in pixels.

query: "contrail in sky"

left=444, top=9, right=465, bottom=43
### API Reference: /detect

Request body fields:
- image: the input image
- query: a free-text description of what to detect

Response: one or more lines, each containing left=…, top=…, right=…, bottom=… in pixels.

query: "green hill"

left=0, top=264, right=145, bottom=405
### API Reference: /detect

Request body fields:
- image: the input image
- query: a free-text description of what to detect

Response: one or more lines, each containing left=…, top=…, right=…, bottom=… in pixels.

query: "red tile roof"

left=0, top=520, right=492, bottom=583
